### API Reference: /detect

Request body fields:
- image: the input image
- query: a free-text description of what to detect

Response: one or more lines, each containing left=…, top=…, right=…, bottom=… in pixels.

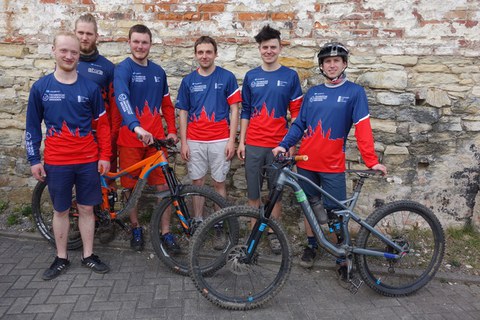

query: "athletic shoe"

left=300, top=245, right=316, bottom=268
left=130, top=227, right=144, bottom=251
left=267, top=233, right=282, bottom=255
left=81, top=254, right=110, bottom=274
left=336, top=258, right=348, bottom=281
left=161, top=233, right=181, bottom=254
left=42, top=256, right=70, bottom=280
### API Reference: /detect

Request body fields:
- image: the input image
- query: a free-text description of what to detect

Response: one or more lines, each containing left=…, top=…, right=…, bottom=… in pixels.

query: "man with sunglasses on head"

left=273, top=42, right=387, bottom=274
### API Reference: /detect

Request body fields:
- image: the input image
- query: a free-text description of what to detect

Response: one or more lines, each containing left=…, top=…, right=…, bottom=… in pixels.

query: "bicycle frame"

left=96, top=140, right=192, bottom=233
left=245, top=164, right=408, bottom=263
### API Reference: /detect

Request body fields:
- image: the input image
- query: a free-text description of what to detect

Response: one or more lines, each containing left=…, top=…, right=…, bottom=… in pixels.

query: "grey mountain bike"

left=188, top=154, right=445, bottom=310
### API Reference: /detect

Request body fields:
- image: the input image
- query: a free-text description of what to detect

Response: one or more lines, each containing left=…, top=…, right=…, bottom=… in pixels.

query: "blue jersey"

left=114, top=58, right=176, bottom=147
left=78, top=54, right=121, bottom=140
left=176, top=66, right=242, bottom=141
left=280, top=80, right=378, bottom=172
left=25, top=73, right=111, bottom=166
left=241, top=66, right=303, bottom=147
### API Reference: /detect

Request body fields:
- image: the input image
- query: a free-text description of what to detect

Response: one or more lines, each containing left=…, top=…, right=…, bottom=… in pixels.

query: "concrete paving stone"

left=66, top=286, right=98, bottom=295
left=134, top=307, right=167, bottom=319
left=4, top=288, right=38, bottom=298
left=0, top=264, right=15, bottom=276
left=22, top=303, right=57, bottom=314
left=68, top=311, right=103, bottom=320
left=46, top=294, right=79, bottom=304
left=2, top=315, right=35, bottom=320
left=28, top=288, right=51, bottom=305
left=88, top=301, right=123, bottom=311
left=73, top=294, right=94, bottom=312
left=6, top=297, right=32, bottom=314
left=52, top=303, right=74, bottom=320
left=108, top=292, right=140, bottom=303
left=34, top=314, right=55, bottom=320
left=101, top=310, right=120, bottom=320
left=154, top=284, right=170, bottom=299
left=93, top=286, right=113, bottom=302
left=51, top=280, right=73, bottom=296
left=12, top=275, right=35, bottom=290
left=137, top=292, right=154, bottom=309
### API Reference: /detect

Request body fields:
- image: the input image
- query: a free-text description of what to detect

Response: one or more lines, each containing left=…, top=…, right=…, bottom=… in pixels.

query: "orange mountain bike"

left=31, top=138, right=232, bottom=275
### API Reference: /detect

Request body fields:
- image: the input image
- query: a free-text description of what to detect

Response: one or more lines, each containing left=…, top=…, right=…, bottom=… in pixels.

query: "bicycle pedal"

left=348, top=277, right=363, bottom=294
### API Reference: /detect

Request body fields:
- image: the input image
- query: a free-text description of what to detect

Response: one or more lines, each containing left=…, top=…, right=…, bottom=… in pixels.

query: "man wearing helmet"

left=273, top=42, right=387, bottom=272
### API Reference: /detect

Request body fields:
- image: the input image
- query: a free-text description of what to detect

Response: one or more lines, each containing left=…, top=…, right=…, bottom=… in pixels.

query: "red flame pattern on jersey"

left=117, top=101, right=167, bottom=147
left=297, top=120, right=346, bottom=172
left=187, top=106, right=229, bottom=141
left=246, top=102, right=289, bottom=147
left=44, top=121, right=98, bottom=165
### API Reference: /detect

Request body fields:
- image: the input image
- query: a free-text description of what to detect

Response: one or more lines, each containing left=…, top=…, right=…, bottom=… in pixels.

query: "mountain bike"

left=31, top=138, right=231, bottom=275
left=188, top=154, right=445, bottom=310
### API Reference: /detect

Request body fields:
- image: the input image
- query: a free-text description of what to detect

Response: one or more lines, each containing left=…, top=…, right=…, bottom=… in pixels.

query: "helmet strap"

left=320, top=65, right=347, bottom=84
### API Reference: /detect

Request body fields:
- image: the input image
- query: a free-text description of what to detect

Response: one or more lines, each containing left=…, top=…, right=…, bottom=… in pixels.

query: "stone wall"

left=0, top=0, right=479, bottom=228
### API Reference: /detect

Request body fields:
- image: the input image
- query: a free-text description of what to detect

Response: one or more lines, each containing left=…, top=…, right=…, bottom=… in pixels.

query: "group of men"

left=25, top=14, right=386, bottom=281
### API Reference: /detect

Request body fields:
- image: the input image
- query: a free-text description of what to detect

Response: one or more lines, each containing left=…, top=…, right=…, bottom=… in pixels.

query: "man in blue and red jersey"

left=176, top=36, right=241, bottom=224
left=26, top=32, right=111, bottom=280
left=237, top=25, right=303, bottom=254
left=114, top=24, right=178, bottom=252
left=74, top=13, right=121, bottom=174
left=273, top=42, right=387, bottom=270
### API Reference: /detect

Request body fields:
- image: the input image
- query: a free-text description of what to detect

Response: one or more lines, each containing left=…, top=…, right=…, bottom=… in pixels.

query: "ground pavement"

left=1, top=231, right=479, bottom=320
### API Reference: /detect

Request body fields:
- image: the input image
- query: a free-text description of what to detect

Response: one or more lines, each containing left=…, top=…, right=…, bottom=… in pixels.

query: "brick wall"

left=0, top=0, right=479, bottom=228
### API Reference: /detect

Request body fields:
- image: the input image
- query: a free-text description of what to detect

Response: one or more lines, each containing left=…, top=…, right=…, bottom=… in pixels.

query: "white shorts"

left=187, top=140, right=230, bottom=183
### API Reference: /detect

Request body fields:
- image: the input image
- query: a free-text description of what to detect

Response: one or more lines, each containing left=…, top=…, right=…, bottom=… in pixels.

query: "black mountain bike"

left=188, top=154, right=445, bottom=310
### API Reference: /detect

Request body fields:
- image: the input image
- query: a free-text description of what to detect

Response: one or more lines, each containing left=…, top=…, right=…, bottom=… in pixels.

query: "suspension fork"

left=241, top=183, right=283, bottom=263
left=160, top=165, right=192, bottom=233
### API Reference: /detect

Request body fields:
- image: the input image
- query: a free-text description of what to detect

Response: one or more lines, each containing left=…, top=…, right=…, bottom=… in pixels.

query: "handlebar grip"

left=294, top=155, right=308, bottom=162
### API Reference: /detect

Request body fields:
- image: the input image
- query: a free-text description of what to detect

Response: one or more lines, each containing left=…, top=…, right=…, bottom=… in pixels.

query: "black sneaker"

left=42, top=256, right=70, bottom=281
left=130, top=227, right=144, bottom=251
left=336, top=258, right=348, bottom=282
left=300, top=245, right=316, bottom=268
left=81, top=254, right=110, bottom=274
left=161, top=233, right=181, bottom=254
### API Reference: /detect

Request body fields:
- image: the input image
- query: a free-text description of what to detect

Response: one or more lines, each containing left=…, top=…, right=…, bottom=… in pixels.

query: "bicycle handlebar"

left=274, top=153, right=308, bottom=165
left=151, top=138, right=176, bottom=150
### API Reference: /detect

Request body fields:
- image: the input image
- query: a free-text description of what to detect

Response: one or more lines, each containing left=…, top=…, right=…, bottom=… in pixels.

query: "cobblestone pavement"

left=1, top=232, right=479, bottom=320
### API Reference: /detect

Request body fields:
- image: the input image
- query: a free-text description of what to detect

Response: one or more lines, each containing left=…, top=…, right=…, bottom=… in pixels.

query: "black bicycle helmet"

left=317, top=42, right=349, bottom=82
left=317, top=42, right=349, bottom=65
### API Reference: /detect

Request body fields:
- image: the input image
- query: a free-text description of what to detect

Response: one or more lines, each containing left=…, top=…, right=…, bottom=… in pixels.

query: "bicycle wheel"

left=355, top=200, right=445, bottom=296
left=31, top=180, right=83, bottom=250
left=150, top=185, right=231, bottom=276
left=189, top=206, right=292, bottom=310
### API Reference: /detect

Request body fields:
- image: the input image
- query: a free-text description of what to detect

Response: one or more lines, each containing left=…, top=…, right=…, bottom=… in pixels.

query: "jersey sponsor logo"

left=190, top=82, right=207, bottom=92
left=77, top=95, right=89, bottom=103
left=337, top=96, right=350, bottom=103
left=131, top=73, right=146, bottom=83
left=214, top=82, right=224, bottom=90
left=87, top=67, right=104, bottom=76
left=117, top=94, right=133, bottom=114
left=42, top=90, right=65, bottom=102
left=277, top=80, right=288, bottom=87
left=309, top=93, right=328, bottom=103
left=154, top=76, right=162, bottom=83
left=250, top=78, right=268, bottom=88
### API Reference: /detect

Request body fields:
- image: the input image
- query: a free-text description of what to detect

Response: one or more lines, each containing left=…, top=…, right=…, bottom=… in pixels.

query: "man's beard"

left=80, top=43, right=97, bottom=55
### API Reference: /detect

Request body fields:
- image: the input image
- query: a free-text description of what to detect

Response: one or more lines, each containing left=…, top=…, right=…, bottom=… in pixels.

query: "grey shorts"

left=187, top=140, right=230, bottom=182
left=244, top=145, right=280, bottom=201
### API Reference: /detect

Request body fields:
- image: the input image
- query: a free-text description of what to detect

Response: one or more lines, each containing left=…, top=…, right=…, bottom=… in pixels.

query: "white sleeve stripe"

left=354, top=114, right=370, bottom=125
left=291, top=95, right=303, bottom=102
left=227, top=88, right=240, bottom=99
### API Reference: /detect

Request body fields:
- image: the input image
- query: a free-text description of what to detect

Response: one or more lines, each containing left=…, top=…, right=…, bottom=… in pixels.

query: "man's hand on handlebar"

left=134, top=126, right=153, bottom=145
left=272, top=146, right=286, bottom=157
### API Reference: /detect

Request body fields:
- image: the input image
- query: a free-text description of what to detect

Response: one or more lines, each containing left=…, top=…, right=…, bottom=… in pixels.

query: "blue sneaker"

left=130, top=227, right=144, bottom=251
left=161, top=233, right=181, bottom=254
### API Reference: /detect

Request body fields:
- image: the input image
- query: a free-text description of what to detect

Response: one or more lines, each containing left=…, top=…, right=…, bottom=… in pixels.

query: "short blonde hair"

left=75, top=13, right=98, bottom=33
left=53, top=31, right=80, bottom=47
